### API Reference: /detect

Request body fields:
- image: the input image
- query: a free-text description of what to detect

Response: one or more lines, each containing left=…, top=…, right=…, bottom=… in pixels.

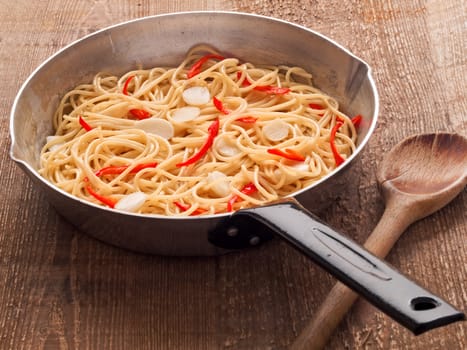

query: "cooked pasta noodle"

left=39, top=45, right=358, bottom=215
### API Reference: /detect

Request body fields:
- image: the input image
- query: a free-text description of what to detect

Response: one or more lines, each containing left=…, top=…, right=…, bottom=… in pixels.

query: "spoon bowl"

left=378, top=133, right=467, bottom=220
left=292, top=132, right=467, bottom=350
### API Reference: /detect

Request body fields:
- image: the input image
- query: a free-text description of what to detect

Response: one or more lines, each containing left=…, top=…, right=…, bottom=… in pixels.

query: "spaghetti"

left=39, top=45, right=359, bottom=215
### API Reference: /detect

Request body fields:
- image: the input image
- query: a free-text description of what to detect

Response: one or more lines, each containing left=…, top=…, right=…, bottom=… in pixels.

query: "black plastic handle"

left=209, top=200, right=465, bottom=335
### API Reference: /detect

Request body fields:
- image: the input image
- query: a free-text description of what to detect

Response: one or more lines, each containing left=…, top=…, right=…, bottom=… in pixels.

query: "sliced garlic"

left=115, top=192, right=148, bottom=213
left=46, top=136, right=64, bottom=151
left=172, top=106, right=201, bottom=122
left=273, top=168, right=283, bottom=180
left=214, top=136, right=240, bottom=157
left=263, top=120, right=289, bottom=142
left=207, top=171, right=231, bottom=197
left=135, top=118, right=174, bottom=139
left=290, top=162, right=310, bottom=172
left=98, top=101, right=129, bottom=118
left=182, top=86, right=210, bottom=105
left=273, top=163, right=308, bottom=184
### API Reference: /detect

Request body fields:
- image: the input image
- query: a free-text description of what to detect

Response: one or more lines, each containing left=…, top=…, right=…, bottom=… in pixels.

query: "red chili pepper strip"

left=176, top=118, right=220, bottom=167
left=235, top=116, right=258, bottom=123
left=236, top=71, right=248, bottom=85
left=236, top=71, right=290, bottom=95
left=79, top=116, right=93, bottom=131
left=309, top=103, right=325, bottom=116
left=267, top=148, right=305, bottom=162
left=254, top=85, right=291, bottom=95
left=86, top=185, right=117, bottom=208
left=227, top=182, right=258, bottom=212
left=309, top=103, right=324, bottom=110
left=187, top=54, right=225, bottom=79
left=174, top=201, right=190, bottom=211
left=129, top=162, right=158, bottom=174
left=213, top=96, right=230, bottom=114
left=173, top=201, right=208, bottom=216
left=83, top=178, right=117, bottom=208
left=351, top=114, right=362, bottom=128
left=330, top=121, right=345, bottom=166
left=227, top=196, right=237, bottom=212
left=129, top=109, right=151, bottom=120
left=227, top=197, right=237, bottom=212
left=95, top=166, right=128, bottom=177
left=334, top=114, right=362, bottom=127
left=192, top=209, right=208, bottom=216
left=94, top=162, right=158, bottom=177
left=122, top=75, right=134, bottom=95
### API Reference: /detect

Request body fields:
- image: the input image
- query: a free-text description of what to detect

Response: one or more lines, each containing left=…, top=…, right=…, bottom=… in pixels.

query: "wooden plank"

left=0, top=0, right=465, bottom=349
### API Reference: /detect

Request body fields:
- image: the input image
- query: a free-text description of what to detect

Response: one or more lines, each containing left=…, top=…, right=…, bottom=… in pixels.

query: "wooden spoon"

left=291, top=132, right=467, bottom=350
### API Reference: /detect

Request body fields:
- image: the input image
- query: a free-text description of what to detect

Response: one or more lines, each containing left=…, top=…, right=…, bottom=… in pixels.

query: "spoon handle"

left=230, top=201, right=465, bottom=337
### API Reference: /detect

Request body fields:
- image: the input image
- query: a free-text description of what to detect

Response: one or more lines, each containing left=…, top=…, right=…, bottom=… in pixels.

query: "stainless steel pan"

left=9, top=11, right=464, bottom=334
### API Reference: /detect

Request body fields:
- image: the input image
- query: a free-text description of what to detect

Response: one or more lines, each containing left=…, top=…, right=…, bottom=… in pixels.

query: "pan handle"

left=214, top=200, right=465, bottom=335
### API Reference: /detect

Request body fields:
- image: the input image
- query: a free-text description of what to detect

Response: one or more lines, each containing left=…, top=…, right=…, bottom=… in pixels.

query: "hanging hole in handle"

left=411, top=297, right=440, bottom=311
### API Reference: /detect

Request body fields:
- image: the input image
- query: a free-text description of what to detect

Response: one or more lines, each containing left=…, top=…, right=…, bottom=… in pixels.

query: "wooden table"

left=1, top=1, right=465, bottom=349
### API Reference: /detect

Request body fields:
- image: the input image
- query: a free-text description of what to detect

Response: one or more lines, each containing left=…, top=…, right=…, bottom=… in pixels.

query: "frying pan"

left=9, top=12, right=464, bottom=334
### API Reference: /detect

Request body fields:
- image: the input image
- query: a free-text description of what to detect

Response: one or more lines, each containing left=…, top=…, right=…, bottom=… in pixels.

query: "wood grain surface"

left=0, top=0, right=465, bottom=349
